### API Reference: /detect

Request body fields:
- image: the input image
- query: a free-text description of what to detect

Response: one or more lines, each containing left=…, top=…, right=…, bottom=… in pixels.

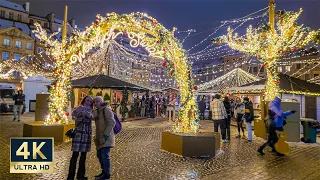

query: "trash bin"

left=300, top=118, right=319, bottom=143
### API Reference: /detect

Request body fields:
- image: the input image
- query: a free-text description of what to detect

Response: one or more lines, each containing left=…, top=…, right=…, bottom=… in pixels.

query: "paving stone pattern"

left=1, top=113, right=320, bottom=180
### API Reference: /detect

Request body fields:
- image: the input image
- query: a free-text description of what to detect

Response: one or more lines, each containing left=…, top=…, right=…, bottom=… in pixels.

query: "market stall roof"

left=72, top=74, right=149, bottom=91
left=226, top=74, right=320, bottom=95
left=161, top=87, right=180, bottom=93
left=198, top=68, right=261, bottom=92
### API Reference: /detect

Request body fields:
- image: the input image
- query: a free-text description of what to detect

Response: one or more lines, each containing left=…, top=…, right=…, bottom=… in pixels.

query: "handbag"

left=65, top=118, right=85, bottom=138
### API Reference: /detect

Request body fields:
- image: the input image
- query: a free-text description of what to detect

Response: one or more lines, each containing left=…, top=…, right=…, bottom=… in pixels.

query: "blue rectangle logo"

left=10, top=137, right=54, bottom=173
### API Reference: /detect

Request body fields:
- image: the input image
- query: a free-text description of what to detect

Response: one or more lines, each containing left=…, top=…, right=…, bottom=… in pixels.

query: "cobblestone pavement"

left=1, top=113, right=320, bottom=180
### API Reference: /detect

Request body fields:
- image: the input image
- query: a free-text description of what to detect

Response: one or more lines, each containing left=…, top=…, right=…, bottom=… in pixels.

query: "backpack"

left=113, top=113, right=122, bottom=135
left=102, top=107, right=122, bottom=135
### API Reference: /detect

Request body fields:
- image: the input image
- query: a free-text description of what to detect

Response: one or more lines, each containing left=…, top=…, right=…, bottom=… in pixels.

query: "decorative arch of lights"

left=34, top=12, right=199, bottom=132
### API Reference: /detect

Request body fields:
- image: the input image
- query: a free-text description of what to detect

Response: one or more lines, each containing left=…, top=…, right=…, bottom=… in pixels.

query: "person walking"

left=150, top=96, right=156, bottom=119
left=67, top=96, right=94, bottom=180
left=223, top=96, right=232, bottom=141
left=93, top=97, right=116, bottom=180
left=243, top=97, right=254, bottom=142
left=140, top=96, right=146, bottom=117
left=211, top=94, right=228, bottom=143
left=13, top=89, right=25, bottom=122
left=258, top=96, right=296, bottom=155
left=234, top=97, right=245, bottom=138
left=198, top=96, right=206, bottom=120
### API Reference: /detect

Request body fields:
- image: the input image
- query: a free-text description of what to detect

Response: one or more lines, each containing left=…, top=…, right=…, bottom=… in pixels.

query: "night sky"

left=11, top=0, right=320, bottom=65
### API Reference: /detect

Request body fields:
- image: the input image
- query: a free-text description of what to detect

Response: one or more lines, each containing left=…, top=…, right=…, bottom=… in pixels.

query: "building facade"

left=0, top=0, right=80, bottom=87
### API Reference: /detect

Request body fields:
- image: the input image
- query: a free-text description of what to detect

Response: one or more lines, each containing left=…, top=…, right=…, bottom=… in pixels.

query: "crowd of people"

left=133, top=95, right=169, bottom=119
left=210, top=94, right=254, bottom=143
left=205, top=94, right=296, bottom=156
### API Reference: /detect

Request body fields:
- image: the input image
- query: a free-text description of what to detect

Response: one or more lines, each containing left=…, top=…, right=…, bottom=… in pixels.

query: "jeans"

left=246, top=122, right=252, bottom=141
left=97, top=147, right=111, bottom=176
left=67, top=152, right=87, bottom=179
left=225, top=117, right=231, bottom=140
left=13, top=105, right=23, bottom=120
left=141, top=107, right=146, bottom=117
left=214, top=119, right=226, bottom=140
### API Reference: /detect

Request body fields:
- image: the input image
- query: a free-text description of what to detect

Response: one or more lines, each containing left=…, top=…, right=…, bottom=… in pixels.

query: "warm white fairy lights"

left=198, top=68, right=260, bottom=91
left=213, top=7, right=319, bottom=100
left=33, top=12, right=199, bottom=132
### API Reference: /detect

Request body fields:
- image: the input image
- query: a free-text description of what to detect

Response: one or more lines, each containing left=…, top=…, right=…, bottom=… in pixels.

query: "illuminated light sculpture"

left=33, top=12, right=199, bottom=132
left=198, top=68, right=261, bottom=92
left=212, top=0, right=320, bottom=101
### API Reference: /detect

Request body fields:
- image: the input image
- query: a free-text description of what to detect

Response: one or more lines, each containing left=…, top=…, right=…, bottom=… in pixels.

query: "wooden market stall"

left=225, top=74, right=320, bottom=142
left=72, top=74, right=149, bottom=118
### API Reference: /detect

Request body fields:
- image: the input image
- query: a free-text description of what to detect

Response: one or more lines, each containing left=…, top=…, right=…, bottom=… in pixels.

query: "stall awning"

left=225, top=74, right=320, bottom=96
left=72, top=74, right=149, bottom=91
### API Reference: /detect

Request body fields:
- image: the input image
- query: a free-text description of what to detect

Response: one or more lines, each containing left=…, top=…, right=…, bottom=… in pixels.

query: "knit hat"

left=214, top=94, right=221, bottom=99
left=243, top=97, right=249, bottom=102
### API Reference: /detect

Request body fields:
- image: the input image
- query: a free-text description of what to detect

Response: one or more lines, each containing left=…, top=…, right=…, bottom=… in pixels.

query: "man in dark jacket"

left=198, top=96, right=206, bottom=120
left=223, top=96, right=232, bottom=140
left=13, top=90, right=25, bottom=122
left=243, top=97, right=254, bottom=142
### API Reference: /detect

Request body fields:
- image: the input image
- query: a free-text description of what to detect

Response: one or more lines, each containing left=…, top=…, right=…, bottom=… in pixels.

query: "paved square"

left=1, top=113, right=320, bottom=180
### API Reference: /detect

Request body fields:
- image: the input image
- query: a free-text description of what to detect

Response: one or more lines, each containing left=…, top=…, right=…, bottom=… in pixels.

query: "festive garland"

left=33, top=12, right=199, bottom=132
left=212, top=8, right=320, bottom=101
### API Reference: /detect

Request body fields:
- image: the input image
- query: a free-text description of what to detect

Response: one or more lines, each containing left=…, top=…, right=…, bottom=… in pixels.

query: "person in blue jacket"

left=269, top=96, right=296, bottom=131
left=258, top=96, right=296, bottom=155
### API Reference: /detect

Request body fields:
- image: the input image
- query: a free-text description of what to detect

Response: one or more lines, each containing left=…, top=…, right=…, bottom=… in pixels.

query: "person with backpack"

left=257, top=96, right=296, bottom=155
left=93, top=97, right=116, bottom=180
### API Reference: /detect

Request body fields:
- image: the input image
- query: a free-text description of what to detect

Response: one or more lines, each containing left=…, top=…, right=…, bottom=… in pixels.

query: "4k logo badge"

left=10, top=137, right=54, bottom=173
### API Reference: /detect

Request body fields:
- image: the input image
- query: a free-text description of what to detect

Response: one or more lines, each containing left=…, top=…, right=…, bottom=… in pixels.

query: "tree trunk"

left=265, top=63, right=280, bottom=101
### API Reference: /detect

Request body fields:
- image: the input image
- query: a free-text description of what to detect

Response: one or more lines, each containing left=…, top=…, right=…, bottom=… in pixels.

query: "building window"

left=305, top=74, right=310, bottom=80
left=3, top=39, right=10, bottom=46
left=26, top=43, right=32, bottom=50
left=44, top=22, right=49, bottom=28
left=260, top=67, right=264, bottom=72
left=296, top=64, right=301, bottom=69
left=0, top=10, right=5, bottom=18
left=29, top=19, right=34, bottom=24
left=277, top=66, right=282, bottom=72
left=285, top=66, right=291, bottom=72
left=17, top=14, right=22, bottom=21
left=37, top=47, right=44, bottom=54
left=25, top=55, right=32, bottom=64
left=14, top=54, right=21, bottom=61
left=9, top=12, right=14, bottom=20
left=15, top=41, right=22, bottom=48
left=314, top=74, right=319, bottom=78
left=253, top=67, right=258, bottom=72
left=2, top=52, right=9, bottom=60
